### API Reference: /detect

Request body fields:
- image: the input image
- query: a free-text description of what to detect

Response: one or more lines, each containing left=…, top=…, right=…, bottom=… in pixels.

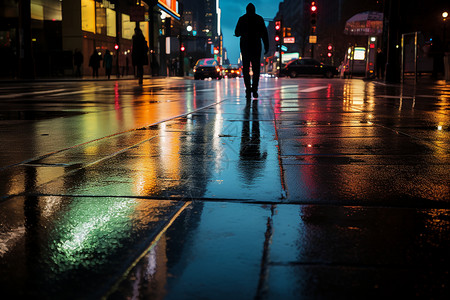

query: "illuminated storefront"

left=64, top=0, right=180, bottom=76
left=0, top=0, right=186, bottom=77
left=64, top=0, right=152, bottom=76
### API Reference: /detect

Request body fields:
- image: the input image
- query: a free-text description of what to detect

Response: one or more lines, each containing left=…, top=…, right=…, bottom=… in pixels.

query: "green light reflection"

left=49, top=197, right=136, bottom=273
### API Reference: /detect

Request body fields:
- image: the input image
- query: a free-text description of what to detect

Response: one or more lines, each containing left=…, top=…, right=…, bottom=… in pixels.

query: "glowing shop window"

left=96, top=2, right=107, bottom=35
left=122, top=14, right=133, bottom=40
left=139, top=22, right=149, bottom=45
left=81, top=0, right=95, bottom=33
left=106, top=9, right=116, bottom=37
left=353, top=47, right=366, bottom=60
left=31, top=3, right=44, bottom=20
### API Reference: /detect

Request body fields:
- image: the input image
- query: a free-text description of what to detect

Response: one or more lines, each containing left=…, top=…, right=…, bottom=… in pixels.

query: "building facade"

left=0, top=0, right=190, bottom=78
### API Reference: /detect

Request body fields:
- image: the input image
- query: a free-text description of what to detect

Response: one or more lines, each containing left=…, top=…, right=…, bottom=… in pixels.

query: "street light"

left=443, top=11, right=448, bottom=51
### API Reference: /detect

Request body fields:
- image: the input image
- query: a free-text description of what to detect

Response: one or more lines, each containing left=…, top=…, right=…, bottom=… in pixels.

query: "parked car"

left=193, top=58, right=222, bottom=80
left=280, top=58, right=338, bottom=78
left=222, top=64, right=241, bottom=78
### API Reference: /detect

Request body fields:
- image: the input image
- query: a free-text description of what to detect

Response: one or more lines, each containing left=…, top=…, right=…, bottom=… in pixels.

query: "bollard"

left=445, top=53, right=450, bottom=81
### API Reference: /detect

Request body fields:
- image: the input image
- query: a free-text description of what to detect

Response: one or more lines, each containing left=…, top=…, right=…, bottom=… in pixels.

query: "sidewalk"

left=0, top=74, right=195, bottom=83
left=0, top=78, right=449, bottom=299
left=108, top=80, right=450, bottom=299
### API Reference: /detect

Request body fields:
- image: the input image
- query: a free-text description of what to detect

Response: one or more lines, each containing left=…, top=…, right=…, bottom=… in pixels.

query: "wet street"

left=0, top=77, right=449, bottom=299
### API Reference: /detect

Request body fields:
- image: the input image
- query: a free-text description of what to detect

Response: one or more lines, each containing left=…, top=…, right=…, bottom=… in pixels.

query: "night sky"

left=220, top=0, right=281, bottom=64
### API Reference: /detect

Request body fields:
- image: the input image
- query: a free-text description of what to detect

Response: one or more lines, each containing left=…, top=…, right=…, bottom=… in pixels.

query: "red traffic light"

left=275, top=21, right=281, bottom=31
left=311, top=2, right=317, bottom=12
left=275, top=35, right=280, bottom=42
left=114, top=44, right=119, bottom=50
left=327, top=52, right=332, bottom=57
left=180, top=45, right=185, bottom=52
left=327, top=44, right=333, bottom=51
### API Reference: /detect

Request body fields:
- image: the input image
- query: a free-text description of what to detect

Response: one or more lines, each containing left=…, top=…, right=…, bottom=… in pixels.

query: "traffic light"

left=180, top=44, right=185, bottom=52
left=114, top=44, right=119, bottom=50
left=310, top=1, right=317, bottom=26
left=274, top=20, right=282, bottom=43
left=327, top=44, right=333, bottom=57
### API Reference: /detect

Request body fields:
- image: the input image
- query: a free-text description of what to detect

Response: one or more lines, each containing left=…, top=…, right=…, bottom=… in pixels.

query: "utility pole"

left=275, top=20, right=282, bottom=76
left=384, top=0, right=401, bottom=83
left=18, top=0, right=35, bottom=79
left=148, top=0, right=158, bottom=76
left=178, top=1, right=184, bottom=77
left=310, top=1, right=317, bottom=59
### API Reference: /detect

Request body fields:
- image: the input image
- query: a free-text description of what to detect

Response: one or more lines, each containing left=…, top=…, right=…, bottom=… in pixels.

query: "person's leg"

left=251, top=54, right=261, bottom=98
left=137, top=65, right=143, bottom=84
left=242, top=55, right=251, bottom=98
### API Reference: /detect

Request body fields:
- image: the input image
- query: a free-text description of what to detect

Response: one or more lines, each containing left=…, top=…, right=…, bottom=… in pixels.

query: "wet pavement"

left=0, top=77, right=449, bottom=299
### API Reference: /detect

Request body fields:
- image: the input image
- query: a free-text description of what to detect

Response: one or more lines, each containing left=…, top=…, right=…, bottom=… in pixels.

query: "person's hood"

left=246, top=3, right=255, bottom=15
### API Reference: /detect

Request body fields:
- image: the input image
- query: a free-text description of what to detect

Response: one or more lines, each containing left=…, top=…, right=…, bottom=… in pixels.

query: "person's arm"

left=261, top=18, right=269, bottom=54
left=235, top=17, right=243, bottom=37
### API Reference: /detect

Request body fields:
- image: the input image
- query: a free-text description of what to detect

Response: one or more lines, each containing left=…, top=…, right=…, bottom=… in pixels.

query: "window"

left=81, top=0, right=95, bottom=33
left=122, top=14, right=133, bottom=39
left=95, top=2, right=106, bottom=35
left=31, top=0, right=62, bottom=21
left=106, top=8, right=116, bottom=37
left=31, top=3, right=44, bottom=20
left=139, top=22, right=149, bottom=45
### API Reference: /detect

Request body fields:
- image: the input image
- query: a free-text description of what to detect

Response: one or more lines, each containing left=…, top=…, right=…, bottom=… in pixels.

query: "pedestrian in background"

left=235, top=3, right=269, bottom=99
left=119, top=51, right=127, bottom=76
left=89, top=50, right=101, bottom=78
left=376, top=48, right=385, bottom=80
left=103, top=49, right=113, bottom=79
left=132, top=27, right=149, bottom=84
left=73, top=49, right=83, bottom=77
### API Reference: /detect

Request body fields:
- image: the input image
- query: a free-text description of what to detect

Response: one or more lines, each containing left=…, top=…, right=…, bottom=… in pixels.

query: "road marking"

left=259, top=86, right=328, bottom=93
left=259, top=85, right=298, bottom=91
left=0, top=89, right=66, bottom=99
left=299, top=86, right=328, bottom=92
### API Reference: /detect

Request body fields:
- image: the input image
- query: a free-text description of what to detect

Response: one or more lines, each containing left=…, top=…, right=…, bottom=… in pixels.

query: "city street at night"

left=1, top=77, right=449, bottom=299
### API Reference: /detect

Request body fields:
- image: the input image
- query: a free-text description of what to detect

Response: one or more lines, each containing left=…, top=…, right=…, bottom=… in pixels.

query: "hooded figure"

left=132, top=27, right=149, bottom=84
left=235, top=3, right=269, bottom=99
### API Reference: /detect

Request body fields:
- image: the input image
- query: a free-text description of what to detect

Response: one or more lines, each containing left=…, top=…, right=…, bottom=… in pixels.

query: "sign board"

left=158, top=0, right=181, bottom=20
left=281, top=45, right=288, bottom=52
left=284, top=37, right=295, bottom=44
left=309, top=35, right=317, bottom=44
left=166, top=37, right=171, bottom=54
left=130, top=6, right=145, bottom=22
left=281, top=52, right=300, bottom=64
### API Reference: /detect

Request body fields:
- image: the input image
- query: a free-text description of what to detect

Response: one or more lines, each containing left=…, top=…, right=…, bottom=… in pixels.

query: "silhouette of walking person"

left=73, top=49, right=83, bottom=77
left=235, top=3, right=269, bottom=99
left=89, top=50, right=101, bottom=78
left=103, top=49, right=113, bottom=79
left=132, top=27, right=149, bottom=84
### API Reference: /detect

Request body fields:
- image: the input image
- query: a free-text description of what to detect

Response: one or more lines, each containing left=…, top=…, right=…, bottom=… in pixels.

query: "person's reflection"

left=24, top=167, right=41, bottom=293
left=238, top=100, right=266, bottom=183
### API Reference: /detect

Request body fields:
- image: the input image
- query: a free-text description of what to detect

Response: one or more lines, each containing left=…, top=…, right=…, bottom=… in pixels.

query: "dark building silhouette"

left=267, top=0, right=449, bottom=68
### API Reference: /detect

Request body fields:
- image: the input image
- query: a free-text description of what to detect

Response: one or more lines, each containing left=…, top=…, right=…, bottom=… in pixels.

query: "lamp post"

left=443, top=11, right=448, bottom=51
